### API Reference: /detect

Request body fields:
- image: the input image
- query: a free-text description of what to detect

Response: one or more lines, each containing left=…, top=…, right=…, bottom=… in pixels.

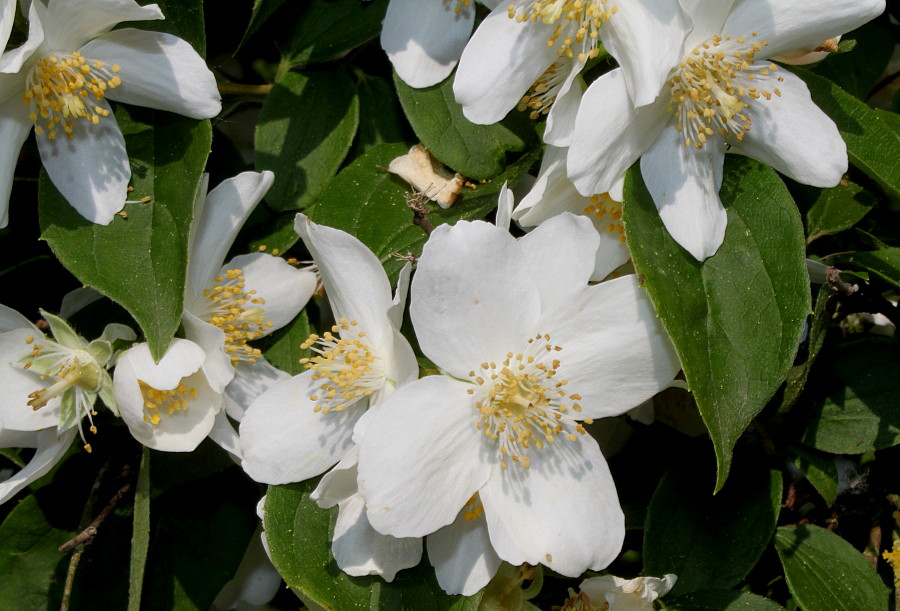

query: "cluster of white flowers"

left=0, top=0, right=887, bottom=607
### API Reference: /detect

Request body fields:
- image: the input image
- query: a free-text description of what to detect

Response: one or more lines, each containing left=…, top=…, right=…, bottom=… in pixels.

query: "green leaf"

left=774, top=524, right=889, bottom=611
left=130, top=0, right=207, bottom=55
left=779, top=284, right=832, bottom=414
left=39, top=107, right=211, bottom=361
left=257, top=309, right=312, bottom=376
left=664, top=590, right=785, bottom=610
left=394, top=71, right=535, bottom=180
left=129, top=446, right=151, bottom=611
left=788, top=446, right=838, bottom=506
left=282, top=0, right=388, bottom=65
left=841, top=247, right=900, bottom=290
left=809, top=23, right=895, bottom=100
left=623, top=157, right=809, bottom=489
left=643, top=450, right=782, bottom=597
left=309, top=143, right=540, bottom=283
left=255, top=68, right=360, bottom=212
left=801, top=337, right=900, bottom=454
left=238, top=0, right=287, bottom=51
left=0, top=495, right=75, bottom=609
left=265, top=480, right=484, bottom=610
left=795, top=68, right=900, bottom=200
left=348, top=72, right=407, bottom=162
left=803, top=179, right=875, bottom=243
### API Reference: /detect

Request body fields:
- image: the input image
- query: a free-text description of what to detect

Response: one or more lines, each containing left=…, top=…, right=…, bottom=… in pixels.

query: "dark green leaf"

left=809, top=23, right=895, bottom=100
left=779, top=284, right=832, bottom=413
left=128, top=446, right=151, bottom=611
left=804, top=179, right=875, bottom=243
left=130, top=0, right=206, bottom=55
left=348, top=72, right=408, bottom=162
left=802, top=338, right=900, bottom=454
left=39, top=107, right=212, bottom=361
left=841, top=247, right=900, bottom=290
left=624, top=157, right=809, bottom=489
left=394, top=71, right=535, bottom=180
left=795, top=68, right=900, bottom=200
left=238, top=0, right=287, bottom=51
left=665, top=590, right=785, bottom=610
left=265, top=480, right=484, bottom=610
left=255, top=68, right=360, bottom=212
left=788, top=446, right=838, bottom=506
left=774, top=523, right=889, bottom=611
left=257, top=309, right=312, bottom=376
left=282, top=0, right=388, bottom=65
left=643, top=450, right=782, bottom=597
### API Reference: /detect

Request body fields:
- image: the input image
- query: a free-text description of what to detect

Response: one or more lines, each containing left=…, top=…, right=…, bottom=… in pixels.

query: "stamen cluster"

left=518, top=59, right=570, bottom=119
left=444, top=0, right=472, bottom=15
left=139, top=380, right=197, bottom=425
left=583, top=194, right=624, bottom=242
left=507, top=0, right=615, bottom=62
left=203, top=269, right=273, bottom=365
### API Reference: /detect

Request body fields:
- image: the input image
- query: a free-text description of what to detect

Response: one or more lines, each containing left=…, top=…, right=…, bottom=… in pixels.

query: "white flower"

left=0, top=0, right=221, bottom=227
left=239, top=215, right=421, bottom=580
left=382, top=0, right=499, bottom=88
left=453, top=0, right=689, bottom=141
left=567, top=0, right=885, bottom=261
left=356, top=214, right=680, bottom=594
left=0, top=0, right=15, bottom=53
left=513, top=145, right=629, bottom=281
left=0, top=304, right=130, bottom=503
left=562, top=574, right=677, bottom=610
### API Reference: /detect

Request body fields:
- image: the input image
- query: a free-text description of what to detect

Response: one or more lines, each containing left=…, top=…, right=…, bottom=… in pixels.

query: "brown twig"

left=59, top=479, right=132, bottom=553
left=406, top=191, right=434, bottom=236
left=826, top=267, right=900, bottom=328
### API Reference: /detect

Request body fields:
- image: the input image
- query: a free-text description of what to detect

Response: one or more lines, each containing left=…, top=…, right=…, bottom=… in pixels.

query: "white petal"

left=311, top=447, right=360, bottom=508
left=42, top=0, right=162, bottom=51
left=223, top=357, right=289, bottom=421
left=180, top=311, right=233, bottom=395
left=223, top=253, right=317, bottom=333
left=0, top=0, right=15, bottom=56
left=730, top=69, right=846, bottom=188
left=208, top=409, right=242, bottom=460
left=723, top=0, right=886, bottom=59
left=0, top=329, right=62, bottom=430
left=187, top=171, right=274, bottom=299
left=239, top=371, right=363, bottom=484
left=0, top=2, right=43, bottom=74
left=0, top=94, right=34, bottom=228
left=495, top=182, right=514, bottom=232
left=358, top=376, right=491, bottom=538
left=479, top=432, right=624, bottom=575
left=36, top=98, right=129, bottom=225
left=539, top=275, right=680, bottom=419
left=387, top=261, right=412, bottom=330
left=0, top=428, right=76, bottom=505
left=543, top=68, right=584, bottom=147
left=331, top=493, right=423, bottom=581
left=453, top=4, right=557, bottom=124
left=568, top=69, right=669, bottom=197
left=680, top=0, right=738, bottom=46
left=514, top=145, right=585, bottom=225
left=0, top=304, right=38, bottom=333
left=427, top=506, right=502, bottom=596
left=81, top=29, right=221, bottom=120
left=294, top=214, right=396, bottom=354
left=641, top=123, right=727, bottom=261
left=591, top=230, right=631, bottom=282
left=382, top=0, right=474, bottom=88
left=518, top=213, right=599, bottom=314
left=410, top=221, right=540, bottom=377
left=600, top=0, right=689, bottom=107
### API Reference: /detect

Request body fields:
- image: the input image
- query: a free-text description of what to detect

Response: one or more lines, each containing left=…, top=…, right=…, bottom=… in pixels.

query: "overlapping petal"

left=0, top=427, right=76, bottom=505
left=39, top=0, right=163, bottom=52
left=427, top=506, right=502, bottom=596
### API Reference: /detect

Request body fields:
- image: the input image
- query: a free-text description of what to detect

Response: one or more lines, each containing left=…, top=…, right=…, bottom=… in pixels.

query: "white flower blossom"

left=0, top=0, right=221, bottom=227
left=562, top=574, right=677, bottom=610
left=356, top=214, right=680, bottom=594
left=567, top=0, right=885, bottom=260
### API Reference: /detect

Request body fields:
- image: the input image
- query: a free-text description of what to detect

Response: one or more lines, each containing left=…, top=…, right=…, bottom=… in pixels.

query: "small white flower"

left=567, top=0, right=885, bottom=260
left=356, top=214, right=680, bottom=594
left=0, top=0, right=221, bottom=227
left=562, top=574, right=677, bottom=610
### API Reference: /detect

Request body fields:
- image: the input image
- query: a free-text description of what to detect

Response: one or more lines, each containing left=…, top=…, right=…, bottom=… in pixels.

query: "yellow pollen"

left=462, top=494, right=485, bottom=521
left=202, top=268, right=271, bottom=366
left=22, top=51, right=122, bottom=139
left=668, top=33, right=782, bottom=148
left=583, top=193, right=625, bottom=242
left=299, top=320, right=384, bottom=414
left=508, top=0, right=615, bottom=60
left=443, top=0, right=471, bottom=14
left=139, top=380, right=196, bottom=425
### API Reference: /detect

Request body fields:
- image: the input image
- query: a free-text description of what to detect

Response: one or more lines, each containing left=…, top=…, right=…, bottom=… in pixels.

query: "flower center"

left=462, top=494, right=485, bottom=521
left=443, top=0, right=471, bottom=14
left=23, top=51, right=121, bottom=140
left=583, top=193, right=624, bottom=243
left=560, top=591, right=609, bottom=611
left=507, top=0, right=615, bottom=62
left=518, top=58, right=571, bottom=119
left=668, top=33, right=783, bottom=149
left=20, top=336, right=102, bottom=411
left=202, top=269, right=273, bottom=366
left=139, top=380, right=197, bottom=425
left=299, top=318, right=385, bottom=414
left=467, top=333, right=589, bottom=469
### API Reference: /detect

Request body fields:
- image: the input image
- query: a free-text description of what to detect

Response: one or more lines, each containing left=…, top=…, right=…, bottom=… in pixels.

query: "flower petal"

left=514, top=145, right=586, bottom=225
left=81, top=28, right=221, bottom=120
left=36, top=98, right=130, bottom=225
left=479, top=432, right=624, bottom=575
left=358, top=376, right=491, bottom=538
left=0, top=304, right=38, bottom=334
left=453, top=4, right=557, bottom=124
left=187, top=171, right=274, bottom=299
left=208, top=409, right=242, bottom=460
left=539, top=275, right=680, bottom=419
left=730, top=69, right=846, bottom=188
left=641, top=122, right=727, bottom=261
left=568, top=69, right=669, bottom=197
left=239, top=371, right=364, bottom=484
left=600, top=0, right=689, bottom=107
left=543, top=68, right=584, bottom=147
left=0, top=0, right=15, bottom=56
left=181, top=311, right=233, bottom=395
left=0, top=95, right=34, bottom=228
left=0, top=328, right=62, bottom=430
left=723, top=0, right=886, bottom=59
left=331, top=493, right=423, bottom=581
left=381, top=0, right=474, bottom=88
left=410, top=221, right=540, bottom=377
left=311, top=447, right=360, bottom=508
left=592, top=230, right=631, bottom=282
left=0, top=427, right=76, bottom=505
left=0, top=2, right=43, bottom=74
left=42, top=0, right=163, bottom=51
left=427, top=506, right=502, bottom=596
left=223, top=357, right=289, bottom=421
left=680, top=0, right=739, bottom=46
